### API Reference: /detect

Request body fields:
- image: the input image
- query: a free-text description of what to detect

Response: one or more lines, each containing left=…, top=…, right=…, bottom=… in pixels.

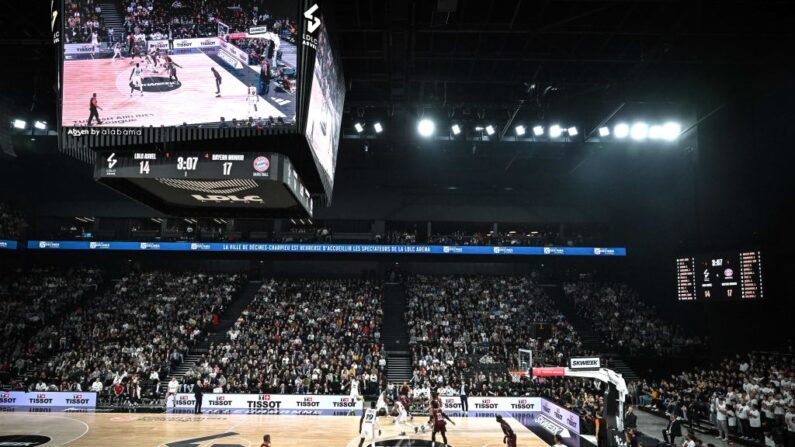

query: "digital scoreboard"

left=95, top=151, right=313, bottom=217
left=676, top=251, right=764, bottom=301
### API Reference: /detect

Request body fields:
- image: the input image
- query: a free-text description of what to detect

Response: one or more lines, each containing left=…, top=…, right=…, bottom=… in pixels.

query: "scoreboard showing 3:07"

left=676, top=251, right=764, bottom=301
left=94, top=151, right=314, bottom=217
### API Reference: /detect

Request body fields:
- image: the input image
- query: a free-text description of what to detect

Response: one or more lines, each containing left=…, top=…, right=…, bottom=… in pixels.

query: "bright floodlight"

left=614, top=123, right=630, bottom=139
left=598, top=126, right=610, bottom=137
left=549, top=124, right=562, bottom=138
left=373, top=122, right=383, bottom=133
left=515, top=125, right=526, bottom=136
left=649, top=125, right=664, bottom=140
left=630, top=122, right=649, bottom=140
left=567, top=126, right=578, bottom=137
left=532, top=125, right=544, bottom=136
left=417, top=118, right=435, bottom=137
left=451, top=124, right=461, bottom=135
left=354, top=122, right=364, bottom=133
left=34, top=121, right=47, bottom=130
left=485, top=125, right=495, bottom=136
left=13, top=119, right=26, bottom=129
left=662, top=122, right=682, bottom=141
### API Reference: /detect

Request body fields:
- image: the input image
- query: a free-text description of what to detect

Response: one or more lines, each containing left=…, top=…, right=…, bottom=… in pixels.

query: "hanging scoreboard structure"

left=57, top=0, right=344, bottom=216
left=95, top=151, right=312, bottom=217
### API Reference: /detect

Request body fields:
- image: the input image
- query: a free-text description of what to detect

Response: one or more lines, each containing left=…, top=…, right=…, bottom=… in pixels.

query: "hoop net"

left=509, top=370, right=528, bottom=383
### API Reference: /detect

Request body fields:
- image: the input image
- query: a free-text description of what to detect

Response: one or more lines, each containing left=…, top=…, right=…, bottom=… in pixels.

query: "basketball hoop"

left=508, top=370, right=528, bottom=383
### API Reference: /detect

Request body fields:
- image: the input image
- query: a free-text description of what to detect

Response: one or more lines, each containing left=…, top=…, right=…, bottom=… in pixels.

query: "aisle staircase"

left=381, top=283, right=413, bottom=384
left=166, top=280, right=263, bottom=382
left=551, top=284, right=640, bottom=380
left=99, top=3, right=125, bottom=43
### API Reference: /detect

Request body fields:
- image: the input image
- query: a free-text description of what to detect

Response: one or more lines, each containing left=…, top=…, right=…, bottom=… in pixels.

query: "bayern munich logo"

left=253, top=156, right=270, bottom=172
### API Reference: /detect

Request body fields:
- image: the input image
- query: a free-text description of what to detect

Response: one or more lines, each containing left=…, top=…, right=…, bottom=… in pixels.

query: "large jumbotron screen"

left=304, top=12, right=344, bottom=189
left=60, top=0, right=299, bottom=128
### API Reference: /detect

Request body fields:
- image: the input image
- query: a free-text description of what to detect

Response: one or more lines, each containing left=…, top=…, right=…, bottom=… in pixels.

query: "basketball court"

left=62, top=52, right=288, bottom=128
left=0, top=410, right=588, bottom=447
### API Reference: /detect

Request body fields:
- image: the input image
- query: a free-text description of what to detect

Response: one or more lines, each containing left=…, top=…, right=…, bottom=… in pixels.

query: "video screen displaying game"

left=304, top=12, right=345, bottom=190
left=61, top=0, right=299, bottom=128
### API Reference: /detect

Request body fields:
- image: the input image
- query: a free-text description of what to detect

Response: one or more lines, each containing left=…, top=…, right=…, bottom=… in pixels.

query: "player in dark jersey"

left=260, top=434, right=271, bottom=447
left=496, top=415, right=517, bottom=447
left=430, top=400, right=455, bottom=446
left=211, top=67, right=222, bottom=97
left=427, top=391, right=442, bottom=431
left=167, top=59, right=183, bottom=82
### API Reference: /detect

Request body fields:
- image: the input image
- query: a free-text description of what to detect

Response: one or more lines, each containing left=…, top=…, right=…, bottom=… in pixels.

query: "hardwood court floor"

left=62, top=53, right=286, bottom=127
left=0, top=411, right=548, bottom=447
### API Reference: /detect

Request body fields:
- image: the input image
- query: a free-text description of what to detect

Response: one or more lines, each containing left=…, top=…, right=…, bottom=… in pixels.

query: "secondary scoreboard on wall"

left=676, top=251, right=764, bottom=301
left=95, top=151, right=313, bottom=217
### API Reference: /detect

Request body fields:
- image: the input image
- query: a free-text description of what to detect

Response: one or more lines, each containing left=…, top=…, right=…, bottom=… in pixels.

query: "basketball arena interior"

left=0, top=1, right=794, bottom=446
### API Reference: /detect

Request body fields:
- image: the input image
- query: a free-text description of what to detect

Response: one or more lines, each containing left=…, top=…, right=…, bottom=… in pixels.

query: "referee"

left=87, top=93, right=103, bottom=126
left=194, top=379, right=204, bottom=414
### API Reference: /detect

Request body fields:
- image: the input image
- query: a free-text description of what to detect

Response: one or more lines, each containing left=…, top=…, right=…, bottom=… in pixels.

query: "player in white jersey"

left=375, top=390, right=390, bottom=415
left=350, top=376, right=362, bottom=400
left=394, top=393, right=424, bottom=436
left=246, top=83, right=259, bottom=116
left=112, top=42, right=122, bottom=60
left=166, top=378, right=179, bottom=408
left=129, top=63, right=144, bottom=97
left=358, top=401, right=381, bottom=447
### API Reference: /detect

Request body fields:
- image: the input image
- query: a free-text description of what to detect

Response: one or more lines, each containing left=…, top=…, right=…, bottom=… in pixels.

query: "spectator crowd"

left=636, top=352, right=795, bottom=446
left=64, top=0, right=297, bottom=45
left=5, top=270, right=243, bottom=404
left=0, top=268, right=102, bottom=385
left=0, top=202, right=27, bottom=240
left=565, top=281, right=704, bottom=356
left=190, top=278, right=385, bottom=395
left=405, top=275, right=586, bottom=395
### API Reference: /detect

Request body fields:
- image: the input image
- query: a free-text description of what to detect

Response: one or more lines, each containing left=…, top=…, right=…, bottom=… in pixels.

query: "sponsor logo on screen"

left=473, top=399, right=497, bottom=410
left=190, top=243, right=211, bottom=251
left=246, top=394, right=282, bottom=409
left=443, top=398, right=461, bottom=409
left=38, top=241, right=60, bottom=249
left=140, top=242, right=161, bottom=250
left=65, top=394, right=90, bottom=405
left=253, top=156, right=270, bottom=172
left=66, top=128, right=90, bottom=137
left=191, top=195, right=264, bottom=204
left=89, top=242, right=111, bottom=250
left=304, top=4, right=321, bottom=33
left=535, top=414, right=570, bottom=437
left=543, top=247, right=565, bottom=255
left=333, top=397, right=356, bottom=408
left=0, top=393, right=16, bottom=404
left=569, top=357, right=601, bottom=369
left=0, top=435, right=52, bottom=446
left=130, top=77, right=181, bottom=93
left=29, top=394, right=53, bottom=405
left=208, top=396, right=232, bottom=406
left=296, top=397, right=319, bottom=407
left=510, top=399, right=535, bottom=410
